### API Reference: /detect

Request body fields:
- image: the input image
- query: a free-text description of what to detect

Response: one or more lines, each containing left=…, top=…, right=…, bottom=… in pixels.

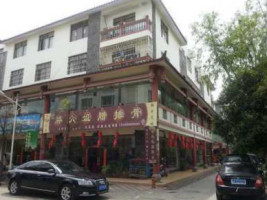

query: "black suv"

left=7, top=160, right=109, bottom=200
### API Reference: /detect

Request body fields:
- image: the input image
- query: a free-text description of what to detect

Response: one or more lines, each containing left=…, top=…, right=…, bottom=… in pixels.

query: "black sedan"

left=7, top=160, right=109, bottom=200
left=216, top=163, right=265, bottom=200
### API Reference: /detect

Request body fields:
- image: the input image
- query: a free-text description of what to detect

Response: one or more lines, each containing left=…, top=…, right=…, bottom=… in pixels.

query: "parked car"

left=7, top=160, right=109, bottom=200
left=216, top=163, right=265, bottom=200
left=222, top=154, right=252, bottom=164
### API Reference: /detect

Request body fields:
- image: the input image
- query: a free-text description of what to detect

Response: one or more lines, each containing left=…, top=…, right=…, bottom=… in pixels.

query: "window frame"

left=38, top=32, right=54, bottom=51
left=161, top=21, right=169, bottom=44
left=68, top=53, right=87, bottom=74
left=9, top=69, right=24, bottom=87
left=101, top=95, right=115, bottom=107
left=35, top=61, right=51, bottom=82
left=70, top=20, right=88, bottom=42
left=14, top=41, right=27, bottom=58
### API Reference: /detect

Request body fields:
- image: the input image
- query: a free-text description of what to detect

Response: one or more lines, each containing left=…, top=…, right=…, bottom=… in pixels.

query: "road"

left=0, top=173, right=266, bottom=200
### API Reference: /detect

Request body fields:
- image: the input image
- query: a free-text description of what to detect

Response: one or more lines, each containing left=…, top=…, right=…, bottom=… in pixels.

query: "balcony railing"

left=158, top=104, right=212, bottom=140
left=101, top=16, right=151, bottom=41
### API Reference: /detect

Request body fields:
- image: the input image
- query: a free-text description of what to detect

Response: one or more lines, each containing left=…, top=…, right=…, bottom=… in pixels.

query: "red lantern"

left=81, top=133, right=87, bottom=149
left=48, top=135, right=56, bottom=149
left=97, top=131, right=102, bottom=148
left=113, top=132, right=120, bottom=148
left=173, top=134, right=178, bottom=149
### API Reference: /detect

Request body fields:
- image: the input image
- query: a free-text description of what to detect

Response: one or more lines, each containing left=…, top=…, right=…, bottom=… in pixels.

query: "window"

left=174, top=114, right=177, bottom=124
left=38, top=32, right=54, bottom=51
left=35, top=62, right=51, bottom=81
left=81, top=98, right=93, bottom=110
left=163, top=109, right=167, bottom=119
left=14, top=41, right=27, bottom=58
left=101, top=95, right=114, bottom=107
left=24, top=161, right=42, bottom=171
left=161, top=21, right=168, bottom=43
left=68, top=53, right=87, bottom=74
left=10, top=69, right=24, bottom=87
left=187, top=57, right=192, bottom=73
left=36, top=162, right=54, bottom=172
left=182, top=118, right=186, bottom=127
left=113, top=13, right=135, bottom=26
left=70, top=20, right=88, bottom=41
left=112, top=47, right=138, bottom=63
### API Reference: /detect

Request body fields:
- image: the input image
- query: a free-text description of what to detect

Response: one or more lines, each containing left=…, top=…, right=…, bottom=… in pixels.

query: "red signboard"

left=45, top=103, right=157, bottom=133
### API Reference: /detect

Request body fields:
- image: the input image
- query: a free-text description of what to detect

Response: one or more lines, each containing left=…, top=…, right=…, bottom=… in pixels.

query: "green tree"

left=191, top=0, right=267, bottom=82
left=214, top=61, right=267, bottom=156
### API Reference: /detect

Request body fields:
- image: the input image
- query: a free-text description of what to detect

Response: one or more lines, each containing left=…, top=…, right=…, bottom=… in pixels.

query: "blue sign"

left=0, top=114, right=41, bottom=134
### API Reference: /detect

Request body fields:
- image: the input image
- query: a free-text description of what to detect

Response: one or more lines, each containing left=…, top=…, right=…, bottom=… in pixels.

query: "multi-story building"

left=0, top=0, right=215, bottom=176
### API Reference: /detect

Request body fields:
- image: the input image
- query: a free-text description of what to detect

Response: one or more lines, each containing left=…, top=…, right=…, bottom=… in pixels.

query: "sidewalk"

left=108, top=165, right=220, bottom=188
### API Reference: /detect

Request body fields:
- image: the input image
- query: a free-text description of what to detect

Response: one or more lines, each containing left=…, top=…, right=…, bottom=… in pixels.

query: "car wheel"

left=216, top=193, right=223, bottom=200
left=9, top=180, right=20, bottom=195
left=59, top=184, right=74, bottom=200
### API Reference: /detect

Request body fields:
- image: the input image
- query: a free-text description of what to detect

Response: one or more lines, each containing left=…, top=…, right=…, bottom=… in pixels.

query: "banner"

left=43, top=102, right=157, bottom=133
left=0, top=114, right=41, bottom=134
left=25, top=130, right=38, bottom=149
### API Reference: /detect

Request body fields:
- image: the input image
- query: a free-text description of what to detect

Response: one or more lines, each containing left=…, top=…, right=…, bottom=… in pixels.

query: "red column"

left=103, top=148, right=107, bottom=167
left=152, top=75, right=158, bottom=102
left=203, top=141, right=207, bottom=167
left=192, top=137, right=197, bottom=172
left=40, top=95, right=50, bottom=160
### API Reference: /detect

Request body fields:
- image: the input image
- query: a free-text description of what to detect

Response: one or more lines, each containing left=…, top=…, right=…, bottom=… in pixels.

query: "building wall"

left=3, top=18, right=89, bottom=90
left=155, top=7, right=181, bottom=72
left=0, top=49, right=7, bottom=90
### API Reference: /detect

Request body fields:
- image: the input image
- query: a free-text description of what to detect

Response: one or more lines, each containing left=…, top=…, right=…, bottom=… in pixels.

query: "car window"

left=53, top=161, right=83, bottom=173
left=36, top=162, right=55, bottom=172
left=222, top=165, right=257, bottom=174
left=24, top=162, right=42, bottom=171
left=223, top=156, right=250, bottom=163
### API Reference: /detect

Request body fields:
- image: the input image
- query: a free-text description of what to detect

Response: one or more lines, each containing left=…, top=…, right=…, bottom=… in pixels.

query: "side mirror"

left=48, top=168, right=56, bottom=174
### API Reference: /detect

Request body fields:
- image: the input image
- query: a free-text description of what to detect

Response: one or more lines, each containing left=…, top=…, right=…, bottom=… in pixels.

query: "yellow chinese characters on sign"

left=114, top=107, right=125, bottom=121
left=146, top=102, right=157, bottom=127
left=69, top=113, right=77, bottom=124
left=55, top=115, right=63, bottom=125
left=97, top=109, right=108, bottom=122
left=82, top=112, right=92, bottom=123
left=131, top=106, right=142, bottom=119
left=43, top=114, right=51, bottom=134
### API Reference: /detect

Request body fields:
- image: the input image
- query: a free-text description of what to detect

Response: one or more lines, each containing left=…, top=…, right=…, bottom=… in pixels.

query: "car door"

left=19, top=161, right=41, bottom=189
left=34, top=162, right=60, bottom=193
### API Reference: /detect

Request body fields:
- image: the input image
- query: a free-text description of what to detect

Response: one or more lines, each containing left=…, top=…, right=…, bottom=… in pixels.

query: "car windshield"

left=222, top=164, right=257, bottom=174
left=52, top=161, right=84, bottom=173
left=223, top=156, right=250, bottom=163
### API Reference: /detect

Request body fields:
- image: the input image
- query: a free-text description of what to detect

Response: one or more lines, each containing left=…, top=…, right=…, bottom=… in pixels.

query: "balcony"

left=98, top=36, right=153, bottom=71
left=158, top=104, right=212, bottom=140
left=101, top=16, right=151, bottom=41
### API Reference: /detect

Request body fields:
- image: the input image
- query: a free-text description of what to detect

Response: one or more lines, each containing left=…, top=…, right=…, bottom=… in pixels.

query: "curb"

left=164, top=166, right=220, bottom=190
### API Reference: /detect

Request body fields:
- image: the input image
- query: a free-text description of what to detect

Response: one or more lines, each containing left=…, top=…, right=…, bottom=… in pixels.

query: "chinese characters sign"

left=145, top=127, right=159, bottom=163
left=43, top=102, right=157, bottom=133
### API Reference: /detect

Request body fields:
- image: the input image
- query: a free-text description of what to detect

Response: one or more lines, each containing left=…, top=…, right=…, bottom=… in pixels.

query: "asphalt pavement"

left=0, top=173, right=266, bottom=200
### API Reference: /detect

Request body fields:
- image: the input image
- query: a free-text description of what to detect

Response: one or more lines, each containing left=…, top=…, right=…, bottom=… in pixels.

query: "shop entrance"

left=87, top=147, right=103, bottom=173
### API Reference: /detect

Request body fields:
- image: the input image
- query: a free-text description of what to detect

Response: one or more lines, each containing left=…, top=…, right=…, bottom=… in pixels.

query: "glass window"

left=20, top=99, right=44, bottom=115
left=36, top=162, right=54, bottom=172
left=81, top=98, right=92, bottom=110
left=10, top=69, right=24, bottom=87
left=174, top=114, right=177, bottom=124
left=24, top=161, right=42, bottom=171
left=112, top=47, right=138, bottom=62
left=101, top=95, right=114, bottom=107
left=70, top=20, right=88, bottom=41
left=121, top=83, right=151, bottom=104
left=113, top=13, right=135, bottom=26
left=35, top=62, right=51, bottom=81
left=50, top=94, right=77, bottom=112
left=38, top=32, right=54, bottom=51
left=161, top=21, right=168, bottom=43
left=14, top=41, right=27, bottom=58
left=68, top=53, right=87, bottom=74
left=163, top=109, right=167, bottom=119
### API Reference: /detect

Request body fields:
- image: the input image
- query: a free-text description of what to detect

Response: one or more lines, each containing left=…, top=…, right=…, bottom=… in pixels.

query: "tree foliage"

left=191, top=0, right=267, bottom=82
left=214, top=61, right=267, bottom=155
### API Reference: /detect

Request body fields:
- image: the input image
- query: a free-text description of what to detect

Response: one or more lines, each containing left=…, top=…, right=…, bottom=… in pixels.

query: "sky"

left=0, top=0, right=247, bottom=100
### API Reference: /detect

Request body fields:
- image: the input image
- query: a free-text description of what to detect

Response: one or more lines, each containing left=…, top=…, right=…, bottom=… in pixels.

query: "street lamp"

left=0, top=90, right=21, bottom=169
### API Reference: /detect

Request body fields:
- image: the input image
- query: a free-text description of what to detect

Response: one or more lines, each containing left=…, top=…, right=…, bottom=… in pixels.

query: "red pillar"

left=40, top=94, right=50, bottom=160
left=152, top=75, right=158, bottom=102
left=192, top=137, right=197, bottom=172
left=203, top=141, right=207, bottom=168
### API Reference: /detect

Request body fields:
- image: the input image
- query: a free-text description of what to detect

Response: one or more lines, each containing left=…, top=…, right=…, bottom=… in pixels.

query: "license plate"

left=231, top=178, right=246, bottom=185
left=98, top=184, right=107, bottom=191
